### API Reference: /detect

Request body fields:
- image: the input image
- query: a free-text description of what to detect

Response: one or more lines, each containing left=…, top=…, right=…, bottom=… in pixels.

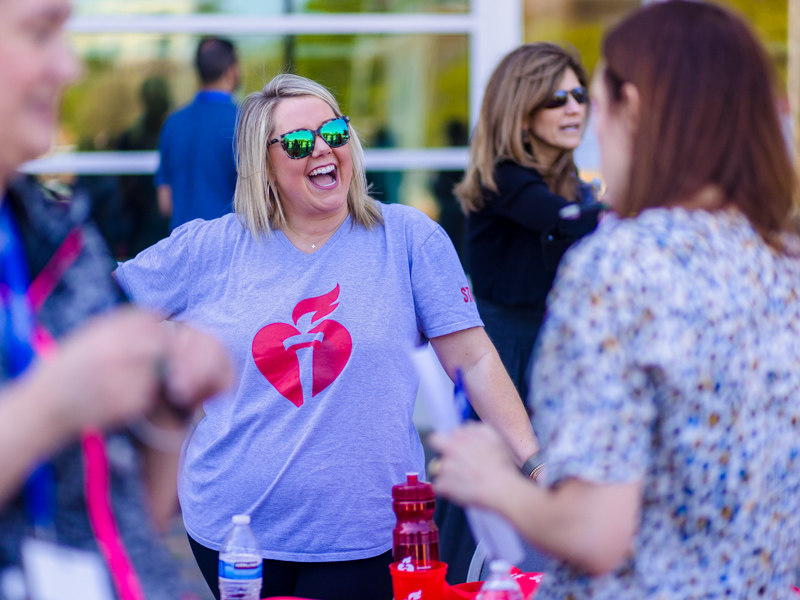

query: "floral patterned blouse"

left=530, top=207, right=800, bottom=599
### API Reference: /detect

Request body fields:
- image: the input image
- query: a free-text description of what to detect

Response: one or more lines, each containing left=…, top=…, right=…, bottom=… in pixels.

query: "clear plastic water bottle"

left=218, top=514, right=263, bottom=600
left=475, top=560, right=524, bottom=600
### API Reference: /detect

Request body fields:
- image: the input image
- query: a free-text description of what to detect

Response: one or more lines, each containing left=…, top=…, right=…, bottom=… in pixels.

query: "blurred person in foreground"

left=0, top=0, right=232, bottom=597
left=116, top=73, right=538, bottom=600
left=456, top=43, right=599, bottom=406
left=156, top=37, right=239, bottom=231
left=433, top=2, right=800, bottom=598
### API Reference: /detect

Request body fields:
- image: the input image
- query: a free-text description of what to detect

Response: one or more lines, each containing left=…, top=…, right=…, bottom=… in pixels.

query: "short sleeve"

left=115, top=222, right=194, bottom=319
left=411, top=226, right=482, bottom=338
left=530, top=224, right=658, bottom=487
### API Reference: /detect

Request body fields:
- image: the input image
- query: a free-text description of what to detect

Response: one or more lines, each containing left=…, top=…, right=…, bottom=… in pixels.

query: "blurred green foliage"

left=305, top=0, right=467, bottom=12
left=524, top=0, right=788, bottom=86
left=59, top=0, right=790, bottom=151
left=715, top=0, right=788, bottom=83
left=60, top=32, right=469, bottom=151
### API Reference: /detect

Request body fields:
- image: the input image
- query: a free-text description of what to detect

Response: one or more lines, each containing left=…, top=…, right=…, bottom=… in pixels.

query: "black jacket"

left=466, top=161, right=598, bottom=307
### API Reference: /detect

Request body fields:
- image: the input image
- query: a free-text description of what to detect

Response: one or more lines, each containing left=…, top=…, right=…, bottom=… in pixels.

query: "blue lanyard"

left=0, top=198, right=56, bottom=536
left=0, top=200, right=35, bottom=377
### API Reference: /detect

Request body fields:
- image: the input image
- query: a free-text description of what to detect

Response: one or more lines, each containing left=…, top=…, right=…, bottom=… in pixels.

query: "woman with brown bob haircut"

left=432, top=2, right=800, bottom=598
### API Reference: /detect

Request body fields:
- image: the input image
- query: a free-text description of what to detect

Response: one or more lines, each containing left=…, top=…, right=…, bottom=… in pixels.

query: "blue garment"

left=0, top=200, right=35, bottom=378
left=0, top=199, right=56, bottom=533
left=155, top=90, right=237, bottom=231
left=116, top=204, right=483, bottom=562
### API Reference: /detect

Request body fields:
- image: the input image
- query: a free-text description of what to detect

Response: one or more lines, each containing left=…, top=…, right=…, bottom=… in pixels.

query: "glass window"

left=62, top=33, right=468, bottom=154
left=72, top=0, right=468, bottom=16
left=525, top=0, right=787, bottom=79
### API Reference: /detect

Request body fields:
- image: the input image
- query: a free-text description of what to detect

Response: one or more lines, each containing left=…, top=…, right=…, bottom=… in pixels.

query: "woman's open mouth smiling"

left=307, top=164, right=338, bottom=190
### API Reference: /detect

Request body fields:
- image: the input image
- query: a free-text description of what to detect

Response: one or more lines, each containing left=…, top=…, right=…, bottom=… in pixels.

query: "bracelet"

left=521, top=452, right=545, bottom=481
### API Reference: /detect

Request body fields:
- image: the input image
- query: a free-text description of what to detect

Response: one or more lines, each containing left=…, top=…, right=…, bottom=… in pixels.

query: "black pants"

left=476, top=297, right=545, bottom=405
left=434, top=496, right=476, bottom=585
left=188, top=535, right=393, bottom=600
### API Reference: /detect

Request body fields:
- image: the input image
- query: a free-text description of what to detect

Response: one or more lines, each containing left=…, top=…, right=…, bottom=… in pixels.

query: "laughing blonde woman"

left=116, top=73, right=538, bottom=600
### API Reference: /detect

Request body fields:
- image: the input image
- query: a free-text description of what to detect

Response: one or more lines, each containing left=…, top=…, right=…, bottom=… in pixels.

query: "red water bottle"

left=392, top=473, right=439, bottom=570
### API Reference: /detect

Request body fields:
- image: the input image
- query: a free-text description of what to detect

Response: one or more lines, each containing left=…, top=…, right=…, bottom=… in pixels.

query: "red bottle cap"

left=392, top=473, right=434, bottom=501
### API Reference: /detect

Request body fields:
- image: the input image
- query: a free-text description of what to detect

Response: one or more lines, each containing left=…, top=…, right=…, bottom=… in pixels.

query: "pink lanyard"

left=81, top=432, right=145, bottom=600
left=27, top=228, right=146, bottom=600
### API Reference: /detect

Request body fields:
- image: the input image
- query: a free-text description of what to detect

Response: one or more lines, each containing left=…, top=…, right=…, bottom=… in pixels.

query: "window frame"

left=23, top=0, right=523, bottom=175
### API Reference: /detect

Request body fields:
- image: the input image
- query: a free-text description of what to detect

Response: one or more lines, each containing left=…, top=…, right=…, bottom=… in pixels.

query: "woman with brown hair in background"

left=456, top=42, right=599, bottom=405
left=437, top=44, right=599, bottom=583
left=434, top=2, right=800, bottom=598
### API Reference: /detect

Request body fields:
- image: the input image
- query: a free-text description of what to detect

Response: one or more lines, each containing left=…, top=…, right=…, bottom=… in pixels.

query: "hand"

left=428, top=422, right=523, bottom=510
left=27, top=309, right=164, bottom=438
left=153, top=321, right=233, bottom=426
left=28, top=309, right=231, bottom=440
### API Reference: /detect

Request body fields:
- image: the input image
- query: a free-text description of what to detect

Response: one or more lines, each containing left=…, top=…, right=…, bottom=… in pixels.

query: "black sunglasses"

left=543, top=87, right=589, bottom=109
left=268, top=116, right=351, bottom=159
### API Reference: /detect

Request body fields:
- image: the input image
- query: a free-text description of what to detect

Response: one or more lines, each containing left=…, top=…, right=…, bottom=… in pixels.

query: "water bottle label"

left=218, top=557, right=263, bottom=580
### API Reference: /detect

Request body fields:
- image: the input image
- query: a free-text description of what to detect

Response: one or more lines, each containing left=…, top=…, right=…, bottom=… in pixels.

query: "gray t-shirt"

left=116, top=203, right=481, bottom=561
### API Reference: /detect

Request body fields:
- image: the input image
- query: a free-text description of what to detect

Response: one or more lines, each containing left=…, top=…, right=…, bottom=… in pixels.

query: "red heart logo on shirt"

left=252, top=285, right=352, bottom=407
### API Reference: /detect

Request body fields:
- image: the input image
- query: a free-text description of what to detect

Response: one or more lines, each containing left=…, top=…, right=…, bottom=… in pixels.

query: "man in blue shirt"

left=156, top=38, right=239, bottom=230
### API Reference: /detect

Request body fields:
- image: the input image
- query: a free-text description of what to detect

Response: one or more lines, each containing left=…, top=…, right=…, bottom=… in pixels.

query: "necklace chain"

left=285, top=213, right=348, bottom=251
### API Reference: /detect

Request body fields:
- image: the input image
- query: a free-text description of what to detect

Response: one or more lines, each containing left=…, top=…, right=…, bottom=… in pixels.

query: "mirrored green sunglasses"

left=268, top=116, right=351, bottom=159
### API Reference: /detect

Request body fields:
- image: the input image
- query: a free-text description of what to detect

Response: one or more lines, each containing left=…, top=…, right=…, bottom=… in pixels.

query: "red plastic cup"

left=390, top=560, right=447, bottom=600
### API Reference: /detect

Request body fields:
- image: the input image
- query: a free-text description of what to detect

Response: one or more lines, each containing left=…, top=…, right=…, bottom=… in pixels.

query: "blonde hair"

left=455, top=43, right=589, bottom=213
left=234, top=73, right=382, bottom=236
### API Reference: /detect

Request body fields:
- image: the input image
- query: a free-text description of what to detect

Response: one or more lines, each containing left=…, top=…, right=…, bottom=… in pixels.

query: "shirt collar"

left=195, top=90, right=233, bottom=103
